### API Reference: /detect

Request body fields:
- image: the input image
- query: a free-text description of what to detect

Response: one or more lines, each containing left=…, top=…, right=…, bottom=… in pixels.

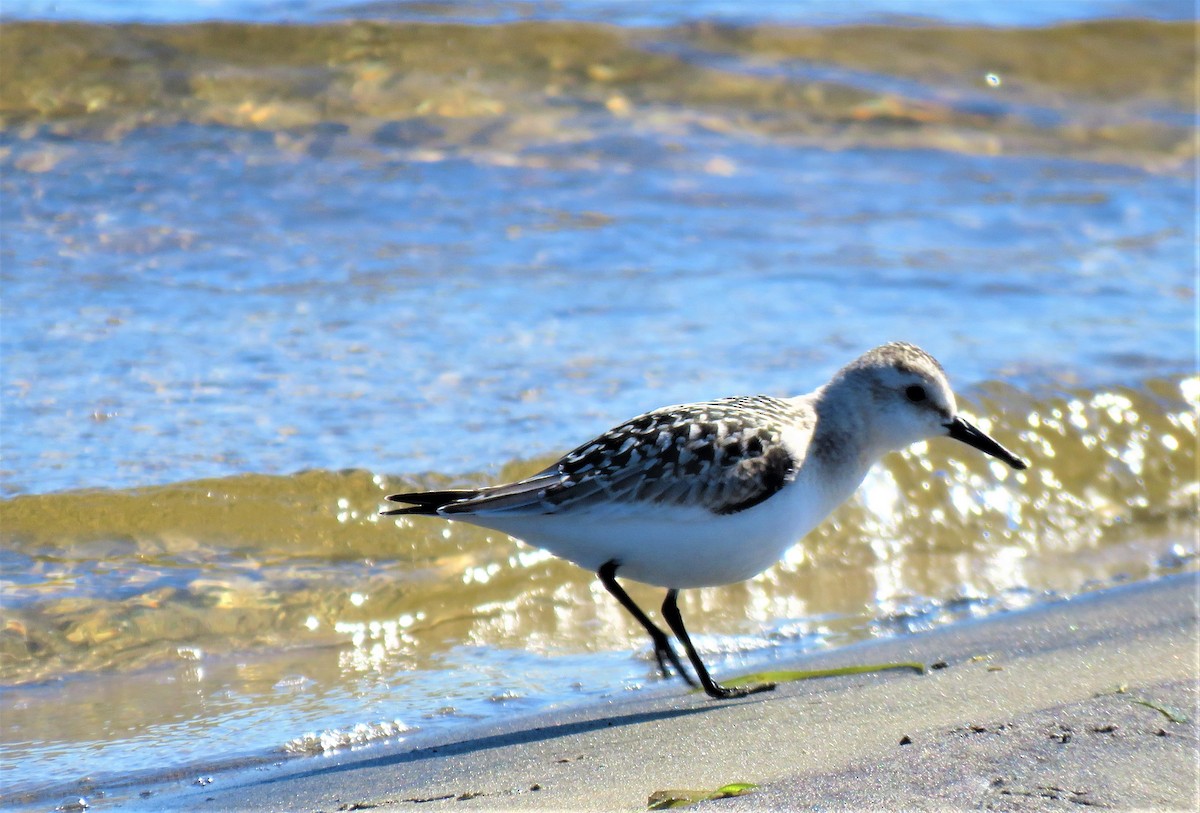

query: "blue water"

left=2, top=125, right=1192, bottom=496
left=3, top=0, right=1194, bottom=25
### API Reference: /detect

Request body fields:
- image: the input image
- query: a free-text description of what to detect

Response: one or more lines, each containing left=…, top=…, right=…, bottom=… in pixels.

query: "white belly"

left=455, top=470, right=857, bottom=588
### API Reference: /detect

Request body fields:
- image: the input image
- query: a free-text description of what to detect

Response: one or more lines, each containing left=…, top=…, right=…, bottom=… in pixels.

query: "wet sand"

left=111, top=571, right=1198, bottom=812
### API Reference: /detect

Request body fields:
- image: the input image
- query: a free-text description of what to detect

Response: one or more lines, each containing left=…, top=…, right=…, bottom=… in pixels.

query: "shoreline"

left=87, top=570, right=1197, bottom=812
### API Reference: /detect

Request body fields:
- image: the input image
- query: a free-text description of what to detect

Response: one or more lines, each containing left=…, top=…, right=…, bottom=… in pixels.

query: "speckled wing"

left=439, top=396, right=808, bottom=517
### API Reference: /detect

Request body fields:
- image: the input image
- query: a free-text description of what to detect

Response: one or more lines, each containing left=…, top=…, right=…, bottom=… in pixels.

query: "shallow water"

left=0, top=3, right=1197, bottom=808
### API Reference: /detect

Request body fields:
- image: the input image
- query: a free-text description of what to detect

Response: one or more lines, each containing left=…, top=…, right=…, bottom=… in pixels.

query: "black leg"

left=660, top=589, right=776, bottom=700
left=597, top=561, right=697, bottom=687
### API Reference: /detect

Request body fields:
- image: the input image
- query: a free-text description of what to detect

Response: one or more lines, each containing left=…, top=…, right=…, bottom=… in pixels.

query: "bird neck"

left=800, top=382, right=880, bottom=489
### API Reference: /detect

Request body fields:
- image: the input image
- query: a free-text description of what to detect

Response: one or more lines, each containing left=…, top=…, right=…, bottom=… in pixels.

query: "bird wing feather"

left=410, top=396, right=807, bottom=517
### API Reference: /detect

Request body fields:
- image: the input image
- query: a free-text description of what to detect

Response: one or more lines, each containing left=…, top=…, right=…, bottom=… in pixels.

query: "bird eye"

left=905, top=385, right=926, bottom=403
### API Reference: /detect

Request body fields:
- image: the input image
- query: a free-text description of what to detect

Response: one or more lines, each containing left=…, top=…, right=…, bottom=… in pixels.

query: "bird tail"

left=380, top=489, right=478, bottom=516
left=381, top=471, right=562, bottom=517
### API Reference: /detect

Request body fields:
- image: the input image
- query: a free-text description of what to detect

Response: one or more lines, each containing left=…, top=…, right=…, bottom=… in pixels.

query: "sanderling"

left=383, top=342, right=1028, bottom=699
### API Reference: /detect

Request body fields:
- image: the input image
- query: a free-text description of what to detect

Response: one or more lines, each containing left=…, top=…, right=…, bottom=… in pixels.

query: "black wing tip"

left=381, top=488, right=478, bottom=517
left=386, top=489, right=466, bottom=504
left=380, top=495, right=445, bottom=516
left=380, top=505, right=436, bottom=516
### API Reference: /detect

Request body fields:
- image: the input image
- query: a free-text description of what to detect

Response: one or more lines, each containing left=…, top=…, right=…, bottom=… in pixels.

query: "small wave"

left=1, top=19, right=1190, bottom=167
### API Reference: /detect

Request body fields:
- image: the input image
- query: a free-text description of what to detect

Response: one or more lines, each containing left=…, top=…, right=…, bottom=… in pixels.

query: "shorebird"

left=383, top=343, right=1028, bottom=699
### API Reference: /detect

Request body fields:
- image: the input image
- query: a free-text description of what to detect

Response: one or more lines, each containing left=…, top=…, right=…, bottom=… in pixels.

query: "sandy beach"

left=97, top=571, right=1198, bottom=812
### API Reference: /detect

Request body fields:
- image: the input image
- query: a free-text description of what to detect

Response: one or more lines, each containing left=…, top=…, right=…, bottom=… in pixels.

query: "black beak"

left=944, top=416, right=1028, bottom=470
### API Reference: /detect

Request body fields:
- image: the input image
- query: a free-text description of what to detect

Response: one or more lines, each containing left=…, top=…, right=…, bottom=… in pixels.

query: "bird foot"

left=704, top=681, right=776, bottom=700
left=653, top=643, right=699, bottom=688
